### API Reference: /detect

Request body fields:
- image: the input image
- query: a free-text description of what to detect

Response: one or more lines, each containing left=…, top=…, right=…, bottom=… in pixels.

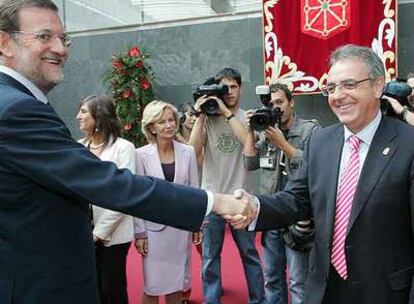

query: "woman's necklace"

left=88, top=141, right=105, bottom=149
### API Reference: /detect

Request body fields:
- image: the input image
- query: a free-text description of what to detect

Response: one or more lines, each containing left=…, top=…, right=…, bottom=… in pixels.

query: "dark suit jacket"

left=0, top=72, right=207, bottom=304
left=256, top=117, right=414, bottom=304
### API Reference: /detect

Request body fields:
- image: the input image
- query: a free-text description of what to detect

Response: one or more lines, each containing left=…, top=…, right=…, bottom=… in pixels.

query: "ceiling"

left=59, top=0, right=262, bottom=31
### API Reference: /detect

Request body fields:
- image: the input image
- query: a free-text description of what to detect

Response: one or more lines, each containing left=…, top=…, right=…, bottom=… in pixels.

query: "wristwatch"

left=401, top=106, right=409, bottom=122
left=225, top=114, right=235, bottom=121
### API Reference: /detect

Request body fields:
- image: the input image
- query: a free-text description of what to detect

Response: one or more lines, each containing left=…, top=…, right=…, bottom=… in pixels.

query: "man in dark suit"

left=0, top=1, right=248, bottom=303
left=229, top=44, right=414, bottom=304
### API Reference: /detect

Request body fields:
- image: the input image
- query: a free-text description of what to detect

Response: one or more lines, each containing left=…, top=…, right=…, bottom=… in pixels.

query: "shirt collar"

left=343, top=110, right=382, bottom=145
left=0, top=65, right=48, bottom=104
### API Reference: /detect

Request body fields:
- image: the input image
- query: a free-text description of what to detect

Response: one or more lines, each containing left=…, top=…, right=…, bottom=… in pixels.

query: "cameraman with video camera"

left=382, top=73, right=414, bottom=125
left=189, top=67, right=266, bottom=304
left=243, top=83, right=320, bottom=304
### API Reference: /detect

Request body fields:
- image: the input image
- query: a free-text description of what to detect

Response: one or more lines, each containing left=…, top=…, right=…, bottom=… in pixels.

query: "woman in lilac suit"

left=134, top=100, right=202, bottom=304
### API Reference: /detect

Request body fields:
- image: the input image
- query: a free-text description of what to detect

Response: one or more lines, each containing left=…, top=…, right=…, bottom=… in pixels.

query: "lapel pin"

left=382, top=147, right=390, bottom=155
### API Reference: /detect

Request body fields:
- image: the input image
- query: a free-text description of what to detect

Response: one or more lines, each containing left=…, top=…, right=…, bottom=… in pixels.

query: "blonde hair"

left=141, top=100, right=179, bottom=143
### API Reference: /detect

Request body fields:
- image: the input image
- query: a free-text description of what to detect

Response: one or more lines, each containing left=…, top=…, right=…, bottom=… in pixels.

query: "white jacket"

left=79, top=137, right=136, bottom=246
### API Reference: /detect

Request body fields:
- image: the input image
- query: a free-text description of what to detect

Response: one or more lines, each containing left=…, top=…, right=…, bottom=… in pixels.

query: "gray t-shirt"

left=201, top=109, right=253, bottom=194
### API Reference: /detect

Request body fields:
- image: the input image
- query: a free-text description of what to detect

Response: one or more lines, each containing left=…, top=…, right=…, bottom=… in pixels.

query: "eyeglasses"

left=9, top=30, right=72, bottom=47
left=322, top=78, right=372, bottom=96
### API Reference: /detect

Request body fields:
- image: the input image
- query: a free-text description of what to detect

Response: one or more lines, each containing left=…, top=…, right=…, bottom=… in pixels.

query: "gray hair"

left=329, top=44, right=385, bottom=79
left=141, top=100, right=179, bottom=143
left=0, top=0, right=58, bottom=32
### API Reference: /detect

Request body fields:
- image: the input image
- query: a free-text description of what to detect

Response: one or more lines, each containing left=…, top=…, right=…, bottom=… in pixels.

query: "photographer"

left=189, top=67, right=266, bottom=304
left=382, top=73, right=414, bottom=125
left=243, top=83, right=320, bottom=304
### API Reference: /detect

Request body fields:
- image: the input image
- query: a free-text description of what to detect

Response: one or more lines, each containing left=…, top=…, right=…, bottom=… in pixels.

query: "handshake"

left=211, top=189, right=258, bottom=229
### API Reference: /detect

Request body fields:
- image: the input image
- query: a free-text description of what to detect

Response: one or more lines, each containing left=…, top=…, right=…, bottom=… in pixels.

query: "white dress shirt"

left=338, top=110, right=382, bottom=184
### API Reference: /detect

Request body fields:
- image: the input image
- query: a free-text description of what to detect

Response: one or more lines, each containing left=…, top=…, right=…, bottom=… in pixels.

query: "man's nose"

left=330, top=86, right=347, bottom=99
left=50, top=37, right=69, bottom=57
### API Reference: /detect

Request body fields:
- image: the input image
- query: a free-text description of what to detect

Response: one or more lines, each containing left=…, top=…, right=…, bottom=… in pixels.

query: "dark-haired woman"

left=77, top=95, right=135, bottom=304
left=176, top=101, right=197, bottom=144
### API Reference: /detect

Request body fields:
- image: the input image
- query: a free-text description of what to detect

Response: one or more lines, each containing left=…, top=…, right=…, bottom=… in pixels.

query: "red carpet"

left=126, top=227, right=262, bottom=304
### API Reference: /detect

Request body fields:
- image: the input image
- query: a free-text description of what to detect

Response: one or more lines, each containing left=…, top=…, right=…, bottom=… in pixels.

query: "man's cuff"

left=205, top=190, right=214, bottom=217
left=248, top=196, right=261, bottom=231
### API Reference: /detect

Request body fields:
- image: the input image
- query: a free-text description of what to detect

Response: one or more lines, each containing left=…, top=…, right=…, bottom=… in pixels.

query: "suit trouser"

left=96, top=242, right=131, bottom=304
left=202, top=214, right=266, bottom=304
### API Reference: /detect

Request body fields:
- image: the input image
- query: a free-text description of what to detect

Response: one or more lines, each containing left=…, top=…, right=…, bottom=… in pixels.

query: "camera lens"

left=251, top=113, right=270, bottom=131
left=200, top=98, right=219, bottom=116
left=250, top=108, right=273, bottom=131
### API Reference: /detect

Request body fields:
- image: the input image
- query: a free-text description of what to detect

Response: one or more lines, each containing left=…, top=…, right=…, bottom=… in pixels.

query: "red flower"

left=136, top=60, right=144, bottom=68
left=112, top=59, right=123, bottom=69
left=123, top=90, right=133, bottom=99
left=129, top=46, right=140, bottom=57
left=140, top=79, right=151, bottom=90
left=124, top=123, right=132, bottom=131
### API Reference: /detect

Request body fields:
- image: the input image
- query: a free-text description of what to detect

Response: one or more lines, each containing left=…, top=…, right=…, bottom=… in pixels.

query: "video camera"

left=250, top=85, right=283, bottom=131
left=192, top=77, right=229, bottom=116
left=381, top=79, right=413, bottom=119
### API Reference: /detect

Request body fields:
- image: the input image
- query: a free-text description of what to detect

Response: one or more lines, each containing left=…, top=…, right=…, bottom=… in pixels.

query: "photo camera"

left=381, top=79, right=413, bottom=119
left=250, top=85, right=283, bottom=131
left=193, top=77, right=229, bottom=116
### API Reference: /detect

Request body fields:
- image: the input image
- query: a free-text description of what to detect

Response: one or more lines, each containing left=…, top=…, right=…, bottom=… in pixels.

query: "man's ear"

left=373, top=76, right=386, bottom=99
left=290, top=98, right=295, bottom=109
left=0, top=31, right=13, bottom=58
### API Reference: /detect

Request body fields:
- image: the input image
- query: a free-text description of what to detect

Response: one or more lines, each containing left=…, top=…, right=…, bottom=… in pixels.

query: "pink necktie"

left=331, top=135, right=361, bottom=279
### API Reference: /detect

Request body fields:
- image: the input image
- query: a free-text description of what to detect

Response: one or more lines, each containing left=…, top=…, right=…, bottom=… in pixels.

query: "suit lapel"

left=149, top=142, right=180, bottom=182
left=347, top=118, right=397, bottom=234
left=325, top=127, right=344, bottom=242
left=148, top=144, right=166, bottom=180
left=173, top=140, right=183, bottom=183
left=0, top=72, right=35, bottom=97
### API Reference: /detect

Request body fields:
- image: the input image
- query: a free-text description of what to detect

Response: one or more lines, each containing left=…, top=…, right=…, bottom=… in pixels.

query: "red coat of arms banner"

left=262, top=0, right=397, bottom=94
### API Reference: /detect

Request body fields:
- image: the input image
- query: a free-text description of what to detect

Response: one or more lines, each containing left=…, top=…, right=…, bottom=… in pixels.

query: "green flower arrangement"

left=105, top=45, right=154, bottom=147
